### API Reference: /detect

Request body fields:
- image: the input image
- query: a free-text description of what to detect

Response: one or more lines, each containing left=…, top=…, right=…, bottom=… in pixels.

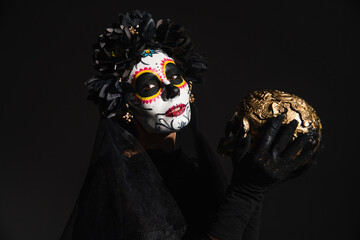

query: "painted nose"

left=165, top=84, right=180, bottom=99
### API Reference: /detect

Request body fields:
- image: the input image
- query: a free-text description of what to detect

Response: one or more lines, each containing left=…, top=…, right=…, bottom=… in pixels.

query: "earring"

left=122, top=103, right=134, bottom=123
left=189, top=81, right=195, bottom=103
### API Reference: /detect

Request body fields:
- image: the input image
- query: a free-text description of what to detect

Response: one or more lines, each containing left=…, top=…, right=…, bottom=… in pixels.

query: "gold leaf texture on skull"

left=217, top=90, right=322, bottom=156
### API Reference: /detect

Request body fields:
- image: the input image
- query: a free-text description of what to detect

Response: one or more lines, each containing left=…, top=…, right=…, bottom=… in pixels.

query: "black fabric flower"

left=155, top=19, right=207, bottom=84
left=86, top=10, right=207, bottom=117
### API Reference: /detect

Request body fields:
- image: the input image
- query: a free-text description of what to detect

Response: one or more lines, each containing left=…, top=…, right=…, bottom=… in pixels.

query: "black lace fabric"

left=60, top=117, right=187, bottom=240
left=60, top=104, right=267, bottom=240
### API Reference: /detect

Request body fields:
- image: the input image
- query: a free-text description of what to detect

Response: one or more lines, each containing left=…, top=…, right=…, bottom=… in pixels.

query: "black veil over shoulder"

left=60, top=116, right=187, bottom=240
left=60, top=104, right=229, bottom=240
left=59, top=10, right=230, bottom=240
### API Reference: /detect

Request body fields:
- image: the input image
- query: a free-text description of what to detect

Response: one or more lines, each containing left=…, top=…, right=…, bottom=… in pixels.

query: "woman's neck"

left=133, top=119, right=177, bottom=153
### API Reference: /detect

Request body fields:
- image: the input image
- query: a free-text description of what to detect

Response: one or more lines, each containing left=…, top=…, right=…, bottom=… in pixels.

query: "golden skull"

left=217, top=90, right=322, bottom=156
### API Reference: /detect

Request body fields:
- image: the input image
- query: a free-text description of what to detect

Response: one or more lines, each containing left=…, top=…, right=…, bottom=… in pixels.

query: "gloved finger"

left=305, top=139, right=324, bottom=165
left=234, top=134, right=251, bottom=159
left=257, top=114, right=285, bottom=153
left=296, top=141, right=317, bottom=163
left=228, top=117, right=244, bottom=136
left=305, top=131, right=320, bottom=152
left=282, top=133, right=311, bottom=159
left=280, top=136, right=317, bottom=169
left=271, top=119, right=298, bottom=158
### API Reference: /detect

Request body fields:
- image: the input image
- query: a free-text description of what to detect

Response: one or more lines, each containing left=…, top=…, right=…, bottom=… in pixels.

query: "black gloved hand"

left=232, top=114, right=319, bottom=191
left=207, top=114, right=319, bottom=240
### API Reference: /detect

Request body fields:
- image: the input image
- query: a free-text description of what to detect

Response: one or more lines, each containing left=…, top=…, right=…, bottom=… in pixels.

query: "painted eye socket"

left=164, top=63, right=184, bottom=86
left=143, top=83, right=158, bottom=91
left=168, top=75, right=178, bottom=81
left=134, top=72, right=162, bottom=98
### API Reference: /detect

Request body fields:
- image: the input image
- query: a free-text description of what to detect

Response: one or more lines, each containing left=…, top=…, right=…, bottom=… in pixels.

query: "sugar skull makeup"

left=126, top=49, right=191, bottom=133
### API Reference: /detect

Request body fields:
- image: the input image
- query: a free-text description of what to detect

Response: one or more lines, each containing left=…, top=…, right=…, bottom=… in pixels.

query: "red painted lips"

left=165, top=104, right=186, bottom=117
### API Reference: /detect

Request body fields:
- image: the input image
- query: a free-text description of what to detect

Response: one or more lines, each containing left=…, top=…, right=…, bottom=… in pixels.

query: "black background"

left=1, top=0, right=359, bottom=239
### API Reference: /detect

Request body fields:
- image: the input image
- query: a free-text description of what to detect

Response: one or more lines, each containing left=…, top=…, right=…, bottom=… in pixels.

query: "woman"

left=60, top=10, right=319, bottom=240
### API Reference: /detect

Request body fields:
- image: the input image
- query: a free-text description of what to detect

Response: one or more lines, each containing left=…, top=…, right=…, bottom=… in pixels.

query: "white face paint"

left=126, top=49, right=191, bottom=133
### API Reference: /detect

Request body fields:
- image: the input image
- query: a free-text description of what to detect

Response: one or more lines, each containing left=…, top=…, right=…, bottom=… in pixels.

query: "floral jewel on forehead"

left=141, top=49, right=156, bottom=57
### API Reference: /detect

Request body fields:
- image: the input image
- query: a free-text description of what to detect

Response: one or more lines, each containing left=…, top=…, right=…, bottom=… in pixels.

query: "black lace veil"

left=60, top=117, right=187, bottom=240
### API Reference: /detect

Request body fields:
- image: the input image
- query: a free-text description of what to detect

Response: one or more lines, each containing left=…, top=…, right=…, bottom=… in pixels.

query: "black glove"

left=207, top=114, right=319, bottom=240
left=233, top=114, right=318, bottom=190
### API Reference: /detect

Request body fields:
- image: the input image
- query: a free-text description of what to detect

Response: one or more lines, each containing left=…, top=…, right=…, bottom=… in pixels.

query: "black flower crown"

left=85, top=10, right=208, bottom=117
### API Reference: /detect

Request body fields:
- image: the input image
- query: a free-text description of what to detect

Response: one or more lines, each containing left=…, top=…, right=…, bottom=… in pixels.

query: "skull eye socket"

left=164, top=62, right=184, bottom=86
left=135, top=72, right=162, bottom=98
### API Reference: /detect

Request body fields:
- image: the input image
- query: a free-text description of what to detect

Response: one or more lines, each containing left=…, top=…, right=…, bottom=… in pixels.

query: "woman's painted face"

left=126, top=49, right=191, bottom=133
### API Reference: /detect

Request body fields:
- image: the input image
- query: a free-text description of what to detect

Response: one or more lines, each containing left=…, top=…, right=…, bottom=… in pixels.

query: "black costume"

left=60, top=108, right=267, bottom=240
left=60, top=10, right=319, bottom=240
